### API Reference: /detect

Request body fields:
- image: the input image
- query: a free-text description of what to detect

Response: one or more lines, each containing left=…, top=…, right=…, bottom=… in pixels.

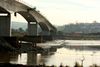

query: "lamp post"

left=81, top=56, right=85, bottom=67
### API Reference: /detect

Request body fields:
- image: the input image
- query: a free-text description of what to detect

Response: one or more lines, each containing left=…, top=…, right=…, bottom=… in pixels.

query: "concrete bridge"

left=0, top=0, right=57, bottom=36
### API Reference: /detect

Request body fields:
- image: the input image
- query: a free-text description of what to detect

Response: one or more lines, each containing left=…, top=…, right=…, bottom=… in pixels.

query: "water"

left=0, top=40, right=100, bottom=67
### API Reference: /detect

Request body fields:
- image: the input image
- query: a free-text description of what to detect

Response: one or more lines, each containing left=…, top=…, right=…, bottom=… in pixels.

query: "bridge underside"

left=18, top=11, right=38, bottom=36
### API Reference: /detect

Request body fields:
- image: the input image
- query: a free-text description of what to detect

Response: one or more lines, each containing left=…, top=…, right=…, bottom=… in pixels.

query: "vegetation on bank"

left=0, top=62, right=99, bottom=67
left=11, top=28, right=27, bottom=36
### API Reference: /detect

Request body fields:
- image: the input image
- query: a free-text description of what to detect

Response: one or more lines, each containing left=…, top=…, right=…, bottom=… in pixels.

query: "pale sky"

left=12, top=0, right=100, bottom=25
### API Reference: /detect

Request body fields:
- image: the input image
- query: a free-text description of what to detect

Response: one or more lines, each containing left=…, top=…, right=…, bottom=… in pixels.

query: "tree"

left=18, top=28, right=24, bottom=32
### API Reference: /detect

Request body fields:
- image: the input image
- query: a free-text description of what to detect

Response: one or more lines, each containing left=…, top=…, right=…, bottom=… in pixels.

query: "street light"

left=81, top=56, right=85, bottom=67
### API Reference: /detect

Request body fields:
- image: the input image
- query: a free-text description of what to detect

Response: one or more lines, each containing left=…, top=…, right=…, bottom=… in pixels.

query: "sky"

left=12, top=0, right=100, bottom=26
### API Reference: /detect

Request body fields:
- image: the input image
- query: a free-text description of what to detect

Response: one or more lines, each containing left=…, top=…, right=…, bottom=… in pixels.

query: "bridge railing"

left=16, top=0, right=33, bottom=8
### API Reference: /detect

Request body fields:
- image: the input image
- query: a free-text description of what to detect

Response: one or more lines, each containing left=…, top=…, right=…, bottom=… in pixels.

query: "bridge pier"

left=0, top=13, right=11, bottom=36
left=28, top=22, right=38, bottom=36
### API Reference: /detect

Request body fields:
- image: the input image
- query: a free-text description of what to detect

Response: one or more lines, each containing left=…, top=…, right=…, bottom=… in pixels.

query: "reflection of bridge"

left=0, top=0, right=57, bottom=36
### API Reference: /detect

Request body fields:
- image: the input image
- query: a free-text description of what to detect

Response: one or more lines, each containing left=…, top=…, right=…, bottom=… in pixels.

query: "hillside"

left=57, top=22, right=100, bottom=33
left=11, top=21, right=27, bottom=30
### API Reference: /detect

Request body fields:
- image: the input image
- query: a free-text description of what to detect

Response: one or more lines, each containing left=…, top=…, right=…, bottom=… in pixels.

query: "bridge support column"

left=0, top=13, right=11, bottom=36
left=28, top=22, right=37, bottom=36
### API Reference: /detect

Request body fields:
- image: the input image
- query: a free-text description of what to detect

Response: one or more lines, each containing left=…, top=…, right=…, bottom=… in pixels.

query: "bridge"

left=0, top=0, right=57, bottom=51
left=0, top=0, right=57, bottom=36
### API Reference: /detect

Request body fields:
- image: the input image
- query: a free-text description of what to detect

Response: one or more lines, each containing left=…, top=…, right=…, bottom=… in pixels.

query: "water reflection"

left=37, top=54, right=41, bottom=65
left=0, top=53, right=18, bottom=64
left=45, top=48, right=100, bottom=67
left=0, top=40, right=100, bottom=67
left=27, top=52, right=43, bottom=65
left=0, top=52, right=43, bottom=65
left=18, top=53, right=27, bottom=65
left=0, top=53, right=10, bottom=63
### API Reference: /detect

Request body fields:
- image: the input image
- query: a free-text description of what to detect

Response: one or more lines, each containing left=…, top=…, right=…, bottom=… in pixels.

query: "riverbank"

left=0, top=63, right=99, bottom=67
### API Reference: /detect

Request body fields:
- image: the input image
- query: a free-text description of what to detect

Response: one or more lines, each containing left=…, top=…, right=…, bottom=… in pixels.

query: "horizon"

left=11, top=20, right=100, bottom=27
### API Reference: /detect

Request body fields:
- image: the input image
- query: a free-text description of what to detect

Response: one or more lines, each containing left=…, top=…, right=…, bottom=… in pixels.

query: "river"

left=0, top=40, right=100, bottom=67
